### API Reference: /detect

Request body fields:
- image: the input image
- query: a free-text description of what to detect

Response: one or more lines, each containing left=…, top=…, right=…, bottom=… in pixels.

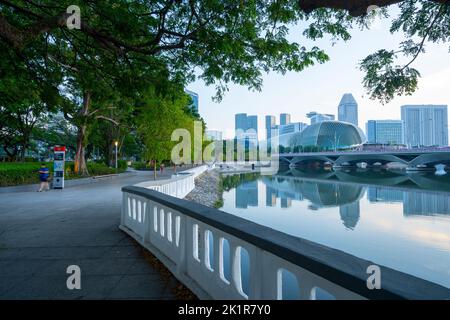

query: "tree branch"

left=95, top=115, right=119, bottom=125
left=298, top=0, right=449, bottom=16
left=401, top=3, right=447, bottom=70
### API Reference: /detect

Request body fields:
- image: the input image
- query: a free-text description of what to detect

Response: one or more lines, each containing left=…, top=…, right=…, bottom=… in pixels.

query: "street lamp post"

left=114, top=141, right=118, bottom=171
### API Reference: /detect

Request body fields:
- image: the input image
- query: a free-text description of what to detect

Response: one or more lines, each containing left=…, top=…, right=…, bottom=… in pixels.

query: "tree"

left=1, top=0, right=450, bottom=169
left=0, top=1, right=329, bottom=99
left=136, top=87, right=199, bottom=179
left=0, top=43, right=60, bottom=161
left=298, top=0, right=450, bottom=103
left=2, top=1, right=449, bottom=104
left=33, top=113, right=77, bottom=160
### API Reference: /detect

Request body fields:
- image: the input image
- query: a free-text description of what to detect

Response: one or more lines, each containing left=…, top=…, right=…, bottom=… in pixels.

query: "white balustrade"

left=120, top=181, right=365, bottom=300
left=133, top=165, right=208, bottom=198
left=120, top=164, right=450, bottom=300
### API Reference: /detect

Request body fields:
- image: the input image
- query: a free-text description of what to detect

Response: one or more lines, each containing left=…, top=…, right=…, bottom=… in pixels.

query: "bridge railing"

left=120, top=185, right=450, bottom=300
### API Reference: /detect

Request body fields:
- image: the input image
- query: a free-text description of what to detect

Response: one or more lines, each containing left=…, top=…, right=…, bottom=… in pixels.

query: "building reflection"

left=339, top=202, right=360, bottom=230
left=367, top=186, right=450, bottom=217
left=367, top=187, right=403, bottom=203
left=262, top=176, right=364, bottom=227
left=235, top=180, right=258, bottom=208
left=229, top=171, right=450, bottom=230
left=403, top=191, right=450, bottom=216
left=265, top=186, right=278, bottom=207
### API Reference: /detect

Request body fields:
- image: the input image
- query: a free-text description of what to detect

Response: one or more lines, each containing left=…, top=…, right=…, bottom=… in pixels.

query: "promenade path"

left=0, top=169, right=183, bottom=299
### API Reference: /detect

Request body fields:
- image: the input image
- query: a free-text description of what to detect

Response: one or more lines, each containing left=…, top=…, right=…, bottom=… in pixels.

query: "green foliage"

left=213, top=175, right=224, bottom=209
left=359, top=2, right=450, bottom=103
left=0, top=162, right=51, bottom=187
left=131, top=162, right=149, bottom=170
left=1, top=0, right=450, bottom=165
left=136, top=87, right=200, bottom=164
left=221, top=173, right=260, bottom=192
left=65, top=162, right=126, bottom=177
left=360, top=49, right=420, bottom=104
left=118, top=160, right=128, bottom=171
left=131, top=161, right=160, bottom=171
left=0, top=161, right=126, bottom=187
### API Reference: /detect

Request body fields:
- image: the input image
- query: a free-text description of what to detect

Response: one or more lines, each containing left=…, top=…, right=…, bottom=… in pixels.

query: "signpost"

left=53, top=146, right=66, bottom=189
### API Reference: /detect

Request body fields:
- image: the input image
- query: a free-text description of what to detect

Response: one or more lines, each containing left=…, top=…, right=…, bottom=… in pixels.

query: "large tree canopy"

left=0, top=0, right=330, bottom=100
left=1, top=0, right=449, bottom=104
left=1, top=1, right=450, bottom=168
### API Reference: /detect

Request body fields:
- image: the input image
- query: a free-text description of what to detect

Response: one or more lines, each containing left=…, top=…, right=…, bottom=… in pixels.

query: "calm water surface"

left=218, top=168, right=450, bottom=290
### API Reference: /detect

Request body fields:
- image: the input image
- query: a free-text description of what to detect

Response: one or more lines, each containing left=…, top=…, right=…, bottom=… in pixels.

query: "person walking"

left=38, top=163, right=50, bottom=192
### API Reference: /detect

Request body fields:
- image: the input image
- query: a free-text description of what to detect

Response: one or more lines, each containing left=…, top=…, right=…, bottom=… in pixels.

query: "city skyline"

left=187, top=14, right=450, bottom=141
left=218, top=99, right=449, bottom=148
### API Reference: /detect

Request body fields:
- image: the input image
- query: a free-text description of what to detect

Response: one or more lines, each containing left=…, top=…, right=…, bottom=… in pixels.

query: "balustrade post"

left=176, top=215, right=188, bottom=276
left=248, top=248, right=263, bottom=299
left=143, top=200, right=151, bottom=244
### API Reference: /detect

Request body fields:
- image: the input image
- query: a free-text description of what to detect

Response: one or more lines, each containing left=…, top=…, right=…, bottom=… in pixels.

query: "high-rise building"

left=265, top=115, right=276, bottom=140
left=247, top=115, right=258, bottom=133
left=205, top=130, right=223, bottom=141
left=235, top=113, right=258, bottom=146
left=235, top=114, right=258, bottom=134
left=235, top=113, right=248, bottom=133
left=366, top=120, right=405, bottom=145
left=338, top=93, right=358, bottom=126
left=185, top=89, right=199, bottom=114
left=280, top=113, right=291, bottom=126
left=278, top=122, right=308, bottom=136
left=306, top=111, right=335, bottom=125
left=401, top=105, right=448, bottom=147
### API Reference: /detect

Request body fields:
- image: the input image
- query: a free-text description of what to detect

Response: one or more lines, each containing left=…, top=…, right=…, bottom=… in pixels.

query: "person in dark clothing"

left=38, top=164, right=50, bottom=192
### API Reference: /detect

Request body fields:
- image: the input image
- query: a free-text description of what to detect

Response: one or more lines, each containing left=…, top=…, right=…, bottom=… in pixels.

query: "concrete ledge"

left=122, top=185, right=450, bottom=300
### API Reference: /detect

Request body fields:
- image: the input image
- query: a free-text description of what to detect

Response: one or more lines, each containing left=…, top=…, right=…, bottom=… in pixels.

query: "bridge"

left=278, top=148, right=450, bottom=170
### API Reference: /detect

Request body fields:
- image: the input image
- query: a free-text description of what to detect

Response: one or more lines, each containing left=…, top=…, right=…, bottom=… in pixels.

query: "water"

left=218, top=167, right=450, bottom=291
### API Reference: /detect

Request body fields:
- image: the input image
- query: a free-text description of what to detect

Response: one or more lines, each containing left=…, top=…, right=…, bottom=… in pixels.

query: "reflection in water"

left=236, top=180, right=258, bottom=208
left=403, top=191, right=450, bottom=217
left=262, top=175, right=365, bottom=228
left=368, top=187, right=403, bottom=203
left=224, top=169, right=450, bottom=229
left=219, top=169, right=450, bottom=289
left=339, top=202, right=360, bottom=230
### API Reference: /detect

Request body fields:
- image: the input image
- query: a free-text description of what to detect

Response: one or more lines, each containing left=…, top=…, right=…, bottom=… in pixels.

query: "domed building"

left=288, top=121, right=366, bottom=152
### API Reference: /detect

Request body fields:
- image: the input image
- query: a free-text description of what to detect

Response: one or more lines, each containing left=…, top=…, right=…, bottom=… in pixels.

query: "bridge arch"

left=334, top=154, right=408, bottom=166
left=290, top=155, right=335, bottom=166
left=408, top=152, right=450, bottom=167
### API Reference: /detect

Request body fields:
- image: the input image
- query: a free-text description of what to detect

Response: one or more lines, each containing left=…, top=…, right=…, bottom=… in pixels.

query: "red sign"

left=54, top=146, right=66, bottom=152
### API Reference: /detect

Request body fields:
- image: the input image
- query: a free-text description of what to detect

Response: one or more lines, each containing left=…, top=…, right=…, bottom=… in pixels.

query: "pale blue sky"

left=187, top=11, right=450, bottom=139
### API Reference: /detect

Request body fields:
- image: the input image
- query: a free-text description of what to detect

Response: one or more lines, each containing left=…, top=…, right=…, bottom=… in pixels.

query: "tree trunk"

left=19, top=144, right=26, bottom=161
left=153, top=160, right=157, bottom=180
left=74, top=91, right=91, bottom=175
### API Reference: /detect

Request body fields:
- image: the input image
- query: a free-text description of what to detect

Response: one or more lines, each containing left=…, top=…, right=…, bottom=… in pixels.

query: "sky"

left=186, top=9, right=450, bottom=140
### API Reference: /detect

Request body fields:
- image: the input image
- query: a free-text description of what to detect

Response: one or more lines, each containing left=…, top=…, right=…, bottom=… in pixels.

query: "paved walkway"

left=0, top=169, right=182, bottom=299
